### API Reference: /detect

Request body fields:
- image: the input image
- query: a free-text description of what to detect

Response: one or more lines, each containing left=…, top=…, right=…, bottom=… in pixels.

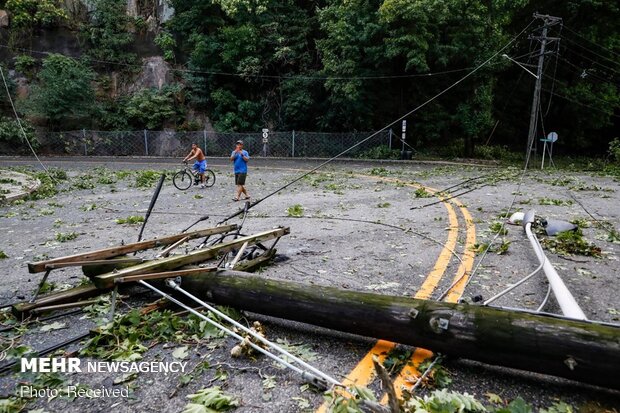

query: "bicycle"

left=173, top=162, right=216, bottom=190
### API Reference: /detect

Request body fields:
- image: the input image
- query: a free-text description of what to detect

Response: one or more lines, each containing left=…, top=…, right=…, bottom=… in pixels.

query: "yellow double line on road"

left=317, top=175, right=476, bottom=412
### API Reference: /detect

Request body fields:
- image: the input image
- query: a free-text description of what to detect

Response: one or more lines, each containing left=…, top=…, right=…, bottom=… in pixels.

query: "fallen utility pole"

left=175, top=270, right=620, bottom=390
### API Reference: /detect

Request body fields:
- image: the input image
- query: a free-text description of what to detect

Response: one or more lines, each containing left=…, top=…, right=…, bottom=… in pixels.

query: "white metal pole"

left=167, top=279, right=343, bottom=386
left=139, top=280, right=337, bottom=386
left=524, top=222, right=587, bottom=320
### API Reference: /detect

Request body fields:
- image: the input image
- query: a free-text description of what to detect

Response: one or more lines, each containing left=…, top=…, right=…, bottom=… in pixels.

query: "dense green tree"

left=22, top=54, right=95, bottom=129
left=124, top=85, right=185, bottom=130
left=82, top=0, right=137, bottom=65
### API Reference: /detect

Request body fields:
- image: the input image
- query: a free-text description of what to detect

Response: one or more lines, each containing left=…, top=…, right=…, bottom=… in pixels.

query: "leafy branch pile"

left=80, top=308, right=229, bottom=361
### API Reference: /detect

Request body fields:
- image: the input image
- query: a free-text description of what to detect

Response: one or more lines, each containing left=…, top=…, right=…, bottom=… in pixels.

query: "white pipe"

left=167, top=279, right=343, bottom=387
left=138, top=281, right=331, bottom=386
left=524, top=222, right=587, bottom=320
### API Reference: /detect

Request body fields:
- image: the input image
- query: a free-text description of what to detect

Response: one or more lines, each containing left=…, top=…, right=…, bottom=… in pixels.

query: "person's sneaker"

left=200, top=184, right=205, bottom=189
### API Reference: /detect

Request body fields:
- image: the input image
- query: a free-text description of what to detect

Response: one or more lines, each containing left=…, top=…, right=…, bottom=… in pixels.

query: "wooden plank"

left=12, top=284, right=106, bottom=318
left=27, top=224, right=238, bottom=273
left=93, top=227, right=290, bottom=289
left=114, top=266, right=219, bottom=284
left=178, top=270, right=620, bottom=390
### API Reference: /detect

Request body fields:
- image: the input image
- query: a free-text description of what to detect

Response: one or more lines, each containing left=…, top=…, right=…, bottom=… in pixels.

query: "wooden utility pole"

left=177, top=270, right=620, bottom=390
left=525, top=13, right=562, bottom=165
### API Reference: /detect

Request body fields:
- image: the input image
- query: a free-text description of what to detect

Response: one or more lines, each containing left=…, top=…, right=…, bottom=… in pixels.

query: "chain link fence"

left=2, top=130, right=396, bottom=158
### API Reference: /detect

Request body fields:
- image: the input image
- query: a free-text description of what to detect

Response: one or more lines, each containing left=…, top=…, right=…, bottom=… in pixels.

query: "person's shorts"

left=193, top=160, right=207, bottom=174
left=235, top=173, right=247, bottom=185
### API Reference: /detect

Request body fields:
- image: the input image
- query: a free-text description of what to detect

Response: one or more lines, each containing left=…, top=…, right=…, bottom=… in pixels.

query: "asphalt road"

left=0, top=156, right=618, bottom=412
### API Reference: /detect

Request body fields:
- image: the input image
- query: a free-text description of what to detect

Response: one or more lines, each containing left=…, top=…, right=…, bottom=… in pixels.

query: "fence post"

left=388, top=129, right=392, bottom=150
left=203, top=130, right=207, bottom=156
left=143, top=129, right=149, bottom=156
left=82, top=129, right=87, bottom=156
left=291, top=130, right=295, bottom=158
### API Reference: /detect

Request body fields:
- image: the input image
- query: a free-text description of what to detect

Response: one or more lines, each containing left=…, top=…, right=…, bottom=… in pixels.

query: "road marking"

left=1, top=158, right=478, bottom=408
left=380, top=195, right=476, bottom=403
left=316, top=177, right=465, bottom=413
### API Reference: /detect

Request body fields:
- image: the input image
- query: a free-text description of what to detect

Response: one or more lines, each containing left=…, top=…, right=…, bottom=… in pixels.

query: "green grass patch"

left=116, top=215, right=145, bottom=225
left=55, top=232, right=78, bottom=242
left=538, top=198, right=573, bottom=206
left=286, top=204, right=304, bottom=217
left=414, top=187, right=432, bottom=198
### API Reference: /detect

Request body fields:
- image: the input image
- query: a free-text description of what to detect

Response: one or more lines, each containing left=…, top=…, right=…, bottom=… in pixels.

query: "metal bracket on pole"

left=108, top=284, right=119, bottom=321
left=227, top=241, right=249, bottom=269
left=30, top=269, right=52, bottom=303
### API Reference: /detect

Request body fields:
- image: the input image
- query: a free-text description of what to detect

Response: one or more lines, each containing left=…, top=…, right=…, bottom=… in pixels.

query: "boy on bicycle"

left=183, top=143, right=207, bottom=188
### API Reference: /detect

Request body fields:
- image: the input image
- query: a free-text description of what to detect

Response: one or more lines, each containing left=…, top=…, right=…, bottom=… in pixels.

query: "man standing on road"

left=183, top=143, right=207, bottom=188
left=230, top=140, right=250, bottom=201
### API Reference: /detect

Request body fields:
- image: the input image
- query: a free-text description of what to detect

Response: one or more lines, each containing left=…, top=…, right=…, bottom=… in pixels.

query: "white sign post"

left=262, top=128, right=269, bottom=157
left=540, top=131, right=558, bottom=170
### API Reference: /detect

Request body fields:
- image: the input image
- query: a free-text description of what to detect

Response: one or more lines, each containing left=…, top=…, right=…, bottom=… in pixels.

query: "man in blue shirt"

left=230, top=140, right=250, bottom=201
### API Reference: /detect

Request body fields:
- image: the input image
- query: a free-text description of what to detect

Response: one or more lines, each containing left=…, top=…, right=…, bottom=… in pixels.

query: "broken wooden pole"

left=12, top=284, right=107, bottom=318
left=176, top=270, right=620, bottom=390
left=92, top=227, right=290, bottom=289
left=27, top=224, right=238, bottom=273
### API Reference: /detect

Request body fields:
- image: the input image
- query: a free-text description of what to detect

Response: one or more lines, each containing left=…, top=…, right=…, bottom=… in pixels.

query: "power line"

left=561, top=44, right=620, bottom=76
left=541, top=87, right=620, bottom=118
left=0, top=43, right=488, bottom=81
left=216, top=20, right=537, bottom=224
left=563, top=25, right=620, bottom=59
left=556, top=56, right=620, bottom=87
left=0, top=65, right=56, bottom=182
left=562, top=37, right=620, bottom=72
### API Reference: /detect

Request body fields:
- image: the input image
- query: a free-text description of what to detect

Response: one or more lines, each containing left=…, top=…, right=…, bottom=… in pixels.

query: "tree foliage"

left=82, top=0, right=137, bottom=65
left=165, top=0, right=618, bottom=155
left=22, top=54, right=95, bottom=129
left=1, top=0, right=618, bottom=156
left=5, top=0, right=67, bottom=29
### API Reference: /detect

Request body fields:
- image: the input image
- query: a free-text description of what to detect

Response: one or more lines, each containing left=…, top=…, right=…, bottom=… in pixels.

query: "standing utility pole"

left=525, top=13, right=562, bottom=166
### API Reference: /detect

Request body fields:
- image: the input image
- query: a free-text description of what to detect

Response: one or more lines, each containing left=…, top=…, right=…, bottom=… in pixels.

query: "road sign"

left=547, top=131, right=558, bottom=143
left=262, top=128, right=269, bottom=143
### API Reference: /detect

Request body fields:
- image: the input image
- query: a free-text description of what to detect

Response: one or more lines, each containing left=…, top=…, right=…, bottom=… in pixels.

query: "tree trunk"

left=176, top=270, right=620, bottom=390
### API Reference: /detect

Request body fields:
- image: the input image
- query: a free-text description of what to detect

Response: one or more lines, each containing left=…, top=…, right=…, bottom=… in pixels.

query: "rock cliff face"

left=125, top=56, right=173, bottom=94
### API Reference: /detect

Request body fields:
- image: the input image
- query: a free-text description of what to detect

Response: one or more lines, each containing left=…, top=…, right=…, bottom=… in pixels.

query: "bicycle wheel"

left=173, top=170, right=193, bottom=190
left=204, top=169, right=216, bottom=187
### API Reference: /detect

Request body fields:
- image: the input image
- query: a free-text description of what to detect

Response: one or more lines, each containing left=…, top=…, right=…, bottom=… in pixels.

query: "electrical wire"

left=561, top=38, right=620, bottom=73
left=541, top=87, right=620, bottom=119
left=563, top=25, right=620, bottom=59
left=544, top=24, right=562, bottom=116
left=0, top=65, right=56, bottom=182
left=216, top=19, right=537, bottom=224
left=0, top=44, right=489, bottom=82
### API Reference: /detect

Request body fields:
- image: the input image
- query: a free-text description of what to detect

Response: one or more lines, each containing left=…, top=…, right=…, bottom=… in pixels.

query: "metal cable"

left=0, top=66, right=56, bottom=183
left=216, top=19, right=537, bottom=225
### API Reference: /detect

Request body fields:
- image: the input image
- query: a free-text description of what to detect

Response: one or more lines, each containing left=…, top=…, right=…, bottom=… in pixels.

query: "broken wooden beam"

left=176, top=270, right=620, bottom=390
left=93, top=227, right=290, bottom=289
left=12, top=284, right=107, bottom=318
left=27, top=224, right=238, bottom=273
